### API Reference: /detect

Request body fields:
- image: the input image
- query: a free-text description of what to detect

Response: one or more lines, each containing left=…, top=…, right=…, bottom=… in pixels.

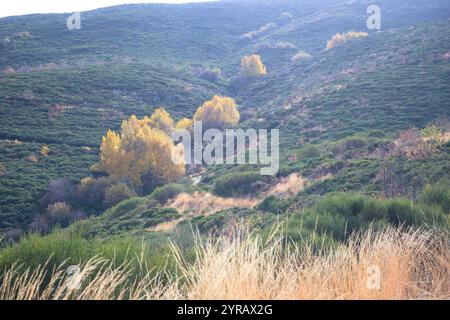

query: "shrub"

left=240, top=23, right=277, bottom=41
left=299, top=145, right=320, bottom=159
left=302, top=210, right=348, bottom=240
left=240, top=54, right=267, bottom=77
left=326, top=31, right=368, bottom=50
left=31, top=202, right=86, bottom=233
left=213, top=172, right=261, bottom=197
left=150, top=183, right=186, bottom=204
left=420, top=183, right=450, bottom=213
left=312, top=193, right=388, bottom=236
left=256, top=196, right=290, bottom=214
left=104, top=183, right=137, bottom=208
left=196, top=67, right=221, bottom=83
left=76, top=176, right=114, bottom=213
left=291, top=50, right=312, bottom=62
left=331, top=138, right=367, bottom=155
left=39, top=178, right=76, bottom=209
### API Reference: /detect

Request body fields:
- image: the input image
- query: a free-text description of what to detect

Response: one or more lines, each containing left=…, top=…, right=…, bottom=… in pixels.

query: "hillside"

left=0, top=0, right=449, bottom=301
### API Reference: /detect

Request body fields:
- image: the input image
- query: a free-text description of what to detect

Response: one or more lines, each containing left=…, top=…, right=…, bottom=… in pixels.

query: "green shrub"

left=299, top=145, right=320, bottom=159
left=420, top=183, right=450, bottom=213
left=150, top=184, right=186, bottom=204
left=0, top=230, right=173, bottom=286
left=331, top=138, right=367, bottom=155
left=312, top=193, right=388, bottom=236
left=213, top=172, right=262, bottom=197
left=256, top=196, right=291, bottom=214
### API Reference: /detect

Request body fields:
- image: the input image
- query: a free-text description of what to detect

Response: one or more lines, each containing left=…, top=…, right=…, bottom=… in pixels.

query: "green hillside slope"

left=0, top=0, right=449, bottom=234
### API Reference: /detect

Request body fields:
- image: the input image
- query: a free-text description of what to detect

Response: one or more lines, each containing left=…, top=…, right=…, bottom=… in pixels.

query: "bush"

left=256, top=196, right=291, bottom=214
left=299, top=145, right=320, bottom=159
left=76, top=177, right=116, bottom=213
left=326, top=31, right=368, bottom=50
left=150, top=184, right=186, bottom=204
left=213, top=172, right=262, bottom=197
left=420, top=183, right=450, bottom=213
left=0, top=230, right=172, bottom=283
left=196, top=67, right=221, bottom=83
left=31, top=202, right=86, bottom=233
left=331, top=138, right=367, bottom=155
left=311, top=193, right=388, bottom=237
left=291, top=50, right=312, bottom=62
left=39, top=178, right=76, bottom=209
left=104, top=183, right=137, bottom=208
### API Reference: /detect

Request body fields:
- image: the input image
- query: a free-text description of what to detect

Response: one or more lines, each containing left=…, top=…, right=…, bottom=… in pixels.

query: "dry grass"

left=264, top=173, right=306, bottom=198
left=0, top=228, right=448, bottom=300
left=168, top=192, right=258, bottom=216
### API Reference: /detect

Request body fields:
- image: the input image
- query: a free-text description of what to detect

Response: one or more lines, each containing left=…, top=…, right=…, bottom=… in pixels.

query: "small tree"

left=100, top=110, right=185, bottom=188
left=193, top=95, right=240, bottom=131
left=241, top=54, right=267, bottom=77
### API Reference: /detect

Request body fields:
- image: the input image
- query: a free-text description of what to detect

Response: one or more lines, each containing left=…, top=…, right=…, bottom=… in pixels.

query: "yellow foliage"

left=241, top=54, right=267, bottom=77
left=175, top=118, right=193, bottom=132
left=193, top=95, right=240, bottom=130
left=326, top=31, right=368, bottom=50
left=40, top=145, right=50, bottom=156
left=100, top=111, right=185, bottom=187
left=148, top=107, right=174, bottom=135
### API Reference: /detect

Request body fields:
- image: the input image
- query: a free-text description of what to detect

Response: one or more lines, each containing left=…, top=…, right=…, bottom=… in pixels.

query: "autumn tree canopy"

left=241, top=54, right=267, bottom=77
left=100, top=109, right=185, bottom=187
left=175, top=117, right=194, bottom=132
left=193, top=95, right=240, bottom=131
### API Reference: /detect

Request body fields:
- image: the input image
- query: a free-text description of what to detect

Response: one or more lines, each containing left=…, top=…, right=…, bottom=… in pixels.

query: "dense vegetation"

left=0, top=1, right=449, bottom=296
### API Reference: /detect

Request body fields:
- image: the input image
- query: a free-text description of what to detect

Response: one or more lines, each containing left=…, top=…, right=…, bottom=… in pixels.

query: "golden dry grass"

left=168, top=191, right=258, bottom=216
left=0, top=228, right=448, bottom=300
left=264, top=173, right=306, bottom=198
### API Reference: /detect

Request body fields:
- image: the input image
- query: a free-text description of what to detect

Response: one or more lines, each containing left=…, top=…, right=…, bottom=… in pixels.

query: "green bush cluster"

left=213, top=172, right=263, bottom=197
left=285, top=187, right=449, bottom=243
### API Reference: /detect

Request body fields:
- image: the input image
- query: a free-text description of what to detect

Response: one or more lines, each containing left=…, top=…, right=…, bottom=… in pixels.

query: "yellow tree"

left=148, top=107, right=174, bottom=136
left=100, top=112, right=185, bottom=187
left=175, top=118, right=193, bottom=132
left=193, top=95, right=240, bottom=131
left=100, top=130, right=121, bottom=174
left=241, top=54, right=267, bottom=77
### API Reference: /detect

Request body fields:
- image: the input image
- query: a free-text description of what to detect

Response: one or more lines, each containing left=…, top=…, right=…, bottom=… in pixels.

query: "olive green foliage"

left=213, top=172, right=263, bottom=197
